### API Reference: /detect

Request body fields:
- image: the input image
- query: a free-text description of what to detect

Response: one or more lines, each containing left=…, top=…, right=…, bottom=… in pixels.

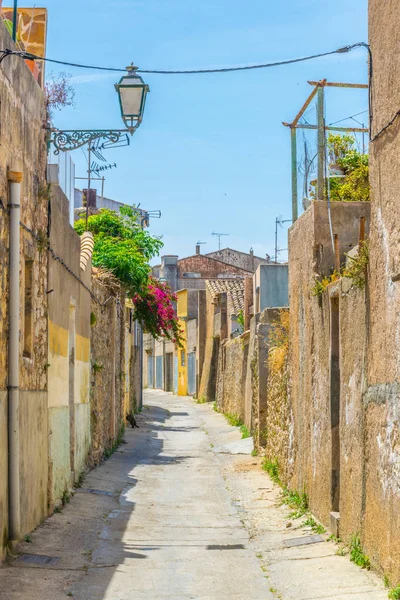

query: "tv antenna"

left=274, top=216, right=292, bottom=263
left=212, top=231, right=229, bottom=250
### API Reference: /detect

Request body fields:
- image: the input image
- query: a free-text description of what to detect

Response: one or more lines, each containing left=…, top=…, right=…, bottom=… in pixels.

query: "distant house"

left=205, top=247, right=271, bottom=273
left=152, top=245, right=266, bottom=293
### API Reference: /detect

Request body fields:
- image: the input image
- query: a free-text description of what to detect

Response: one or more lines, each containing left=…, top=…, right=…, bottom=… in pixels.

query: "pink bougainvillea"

left=132, top=278, right=184, bottom=346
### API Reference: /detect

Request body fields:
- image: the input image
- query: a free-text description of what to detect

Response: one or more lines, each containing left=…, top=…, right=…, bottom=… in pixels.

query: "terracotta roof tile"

left=206, top=279, right=245, bottom=316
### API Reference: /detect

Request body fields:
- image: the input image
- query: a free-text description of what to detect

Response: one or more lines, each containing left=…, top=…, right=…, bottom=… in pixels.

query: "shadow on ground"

left=0, top=400, right=188, bottom=600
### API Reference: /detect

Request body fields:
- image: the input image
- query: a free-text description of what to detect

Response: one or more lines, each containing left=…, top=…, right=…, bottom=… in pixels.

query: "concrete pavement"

left=0, top=389, right=388, bottom=599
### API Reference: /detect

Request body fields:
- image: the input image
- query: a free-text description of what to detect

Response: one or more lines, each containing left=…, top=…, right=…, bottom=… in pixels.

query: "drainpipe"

left=7, top=170, right=22, bottom=542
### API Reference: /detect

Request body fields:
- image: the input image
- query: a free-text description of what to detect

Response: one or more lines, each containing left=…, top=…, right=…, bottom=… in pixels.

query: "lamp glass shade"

left=116, top=71, right=149, bottom=127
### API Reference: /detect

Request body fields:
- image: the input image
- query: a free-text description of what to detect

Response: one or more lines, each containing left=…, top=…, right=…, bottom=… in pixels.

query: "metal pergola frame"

left=283, top=79, right=369, bottom=222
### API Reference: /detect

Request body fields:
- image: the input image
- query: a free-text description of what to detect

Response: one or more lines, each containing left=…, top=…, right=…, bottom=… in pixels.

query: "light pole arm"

left=48, top=128, right=137, bottom=154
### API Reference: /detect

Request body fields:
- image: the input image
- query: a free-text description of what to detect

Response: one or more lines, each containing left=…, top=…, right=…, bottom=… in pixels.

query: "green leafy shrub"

left=310, top=134, right=370, bottom=203
left=342, top=240, right=369, bottom=289
left=311, top=239, right=369, bottom=297
left=237, top=310, right=245, bottom=328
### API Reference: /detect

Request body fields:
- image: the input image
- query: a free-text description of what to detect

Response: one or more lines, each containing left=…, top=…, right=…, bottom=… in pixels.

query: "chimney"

left=83, top=188, right=97, bottom=208
left=250, top=247, right=254, bottom=272
left=196, top=243, right=200, bottom=255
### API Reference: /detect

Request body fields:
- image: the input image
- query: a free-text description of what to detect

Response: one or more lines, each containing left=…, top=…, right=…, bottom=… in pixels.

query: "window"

left=180, top=350, right=185, bottom=367
left=23, top=258, right=34, bottom=358
left=182, top=272, right=201, bottom=278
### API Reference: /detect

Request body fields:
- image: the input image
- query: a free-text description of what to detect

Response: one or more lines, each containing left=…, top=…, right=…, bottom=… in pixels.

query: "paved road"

left=0, top=390, right=387, bottom=600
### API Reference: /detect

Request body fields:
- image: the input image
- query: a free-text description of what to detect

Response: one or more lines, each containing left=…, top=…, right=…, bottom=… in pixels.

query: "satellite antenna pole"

left=275, top=216, right=292, bottom=263
left=212, top=231, right=229, bottom=250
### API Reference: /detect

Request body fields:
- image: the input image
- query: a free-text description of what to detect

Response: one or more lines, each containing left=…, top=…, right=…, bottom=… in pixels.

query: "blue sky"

left=19, top=0, right=368, bottom=260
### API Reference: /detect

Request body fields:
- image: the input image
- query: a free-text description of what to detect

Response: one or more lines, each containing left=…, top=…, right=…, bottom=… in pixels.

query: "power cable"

left=329, top=109, right=368, bottom=126
left=1, top=42, right=368, bottom=74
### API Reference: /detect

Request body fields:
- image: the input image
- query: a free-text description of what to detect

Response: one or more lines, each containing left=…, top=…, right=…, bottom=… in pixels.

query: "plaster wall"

left=19, top=391, right=48, bottom=534
left=0, top=20, right=49, bottom=552
left=47, top=185, right=91, bottom=504
left=198, top=287, right=220, bottom=402
left=363, top=0, right=400, bottom=579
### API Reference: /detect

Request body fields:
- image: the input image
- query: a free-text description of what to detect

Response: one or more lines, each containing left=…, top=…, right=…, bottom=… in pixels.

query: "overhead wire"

left=329, top=109, right=369, bottom=126
left=1, top=42, right=368, bottom=74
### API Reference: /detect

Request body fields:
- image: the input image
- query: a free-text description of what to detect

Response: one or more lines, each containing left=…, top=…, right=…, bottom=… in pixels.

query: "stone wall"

left=0, top=20, right=48, bottom=554
left=89, top=281, right=125, bottom=465
left=216, top=334, right=249, bottom=419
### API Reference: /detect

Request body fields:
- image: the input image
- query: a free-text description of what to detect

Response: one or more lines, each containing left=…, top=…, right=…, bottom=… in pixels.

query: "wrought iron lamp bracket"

left=48, top=127, right=139, bottom=154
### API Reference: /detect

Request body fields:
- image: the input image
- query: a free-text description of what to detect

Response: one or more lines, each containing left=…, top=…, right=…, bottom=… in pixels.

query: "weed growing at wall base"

left=388, top=586, right=400, bottom=599
left=302, top=515, right=326, bottom=534
left=240, top=424, right=251, bottom=439
left=262, top=458, right=281, bottom=484
left=349, top=534, right=371, bottom=570
left=223, top=413, right=251, bottom=439
left=224, top=413, right=242, bottom=427
left=282, top=487, right=309, bottom=518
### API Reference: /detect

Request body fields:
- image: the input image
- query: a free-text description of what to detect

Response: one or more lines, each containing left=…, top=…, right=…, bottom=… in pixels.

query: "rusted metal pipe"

left=7, top=169, right=22, bottom=542
left=359, top=216, right=366, bottom=245
left=334, top=234, right=340, bottom=272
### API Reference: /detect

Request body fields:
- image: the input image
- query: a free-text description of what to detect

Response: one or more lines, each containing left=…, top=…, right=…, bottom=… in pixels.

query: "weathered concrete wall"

left=289, top=206, right=331, bottom=519
left=288, top=201, right=371, bottom=535
left=365, top=0, right=400, bottom=580
left=337, top=279, right=366, bottom=542
left=0, top=20, right=49, bottom=552
left=47, top=185, right=91, bottom=505
left=216, top=334, right=249, bottom=419
left=89, top=281, right=125, bottom=465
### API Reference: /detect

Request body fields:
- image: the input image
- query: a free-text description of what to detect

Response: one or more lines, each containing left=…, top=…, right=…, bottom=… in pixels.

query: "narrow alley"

left=0, top=390, right=387, bottom=600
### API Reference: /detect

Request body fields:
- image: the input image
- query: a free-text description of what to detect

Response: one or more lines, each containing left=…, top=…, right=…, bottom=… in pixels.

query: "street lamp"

left=48, top=64, right=150, bottom=154
left=115, top=64, right=150, bottom=135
